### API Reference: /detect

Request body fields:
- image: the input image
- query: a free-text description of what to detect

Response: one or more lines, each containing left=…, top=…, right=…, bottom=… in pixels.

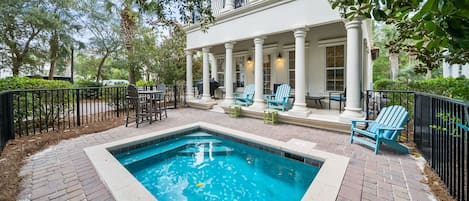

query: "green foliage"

left=136, top=80, right=155, bottom=87
left=372, top=54, right=391, bottom=81
left=374, top=77, right=469, bottom=101
left=329, top=0, right=469, bottom=73
left=0, top=77, right=72, bottom=92
left=73, top=79, right=102, bottom=88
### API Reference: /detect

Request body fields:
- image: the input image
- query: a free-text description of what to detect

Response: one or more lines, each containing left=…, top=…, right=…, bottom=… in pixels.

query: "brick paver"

left=18, top=108, right=435, bottom=201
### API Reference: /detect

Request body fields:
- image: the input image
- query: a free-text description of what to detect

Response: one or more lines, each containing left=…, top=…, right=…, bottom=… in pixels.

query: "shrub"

left=374, top=77, right=469, bottom=101
left=0, top=77, right=72, bottom=92
left=136, top=80, right=155, bottom=87
left=73, top=79, right=102, bottom=88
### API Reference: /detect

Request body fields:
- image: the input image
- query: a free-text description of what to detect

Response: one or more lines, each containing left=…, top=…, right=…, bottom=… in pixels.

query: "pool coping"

left=84, top=122, right=350, bottom=201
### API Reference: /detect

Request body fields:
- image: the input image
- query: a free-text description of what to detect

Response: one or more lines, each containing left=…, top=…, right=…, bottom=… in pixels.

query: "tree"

left=79, top=0, right=122, bottom=82
left=329, top=0, right=469, bottom=75
left=104, top=0, right=214, bottom=84
left=42, top=0, right=81, bottom=80
left=0, top=0, right=52, bottom=75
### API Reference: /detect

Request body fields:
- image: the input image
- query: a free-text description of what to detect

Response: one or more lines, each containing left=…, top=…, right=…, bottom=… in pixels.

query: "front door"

left=263, top=54, right=271, bottom=94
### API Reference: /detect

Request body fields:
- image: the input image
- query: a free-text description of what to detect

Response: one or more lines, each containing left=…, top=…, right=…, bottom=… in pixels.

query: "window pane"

left=326, top=57, right=335, bottom=67
left=326, top=47, right=334, bottom=57
left=336, top=56, right=344, bottom=67
left=336, top=45, right=344, bottom=57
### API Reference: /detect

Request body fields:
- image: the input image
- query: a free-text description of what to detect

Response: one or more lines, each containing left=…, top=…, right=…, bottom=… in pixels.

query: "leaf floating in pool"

left=196, top=182, right=204, bottom=187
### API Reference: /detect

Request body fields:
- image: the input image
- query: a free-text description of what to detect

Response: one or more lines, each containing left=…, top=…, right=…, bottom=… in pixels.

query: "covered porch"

left=185, top=19, right=372, bottom=128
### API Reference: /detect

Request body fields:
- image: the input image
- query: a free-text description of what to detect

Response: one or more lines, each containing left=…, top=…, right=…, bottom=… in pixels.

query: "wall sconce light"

left=247, top=56, right=252, bottom=63
left=277, top=53, right=282, bottom=61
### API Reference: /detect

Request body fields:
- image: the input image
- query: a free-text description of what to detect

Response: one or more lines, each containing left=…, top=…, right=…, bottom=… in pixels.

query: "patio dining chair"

left=350, top=105, right=409, bottom=154
left=125, top=84, right=153, bottom=128
left=152, top=84, right=168, bottom=120
left=264, top=84, right=291, bottom=112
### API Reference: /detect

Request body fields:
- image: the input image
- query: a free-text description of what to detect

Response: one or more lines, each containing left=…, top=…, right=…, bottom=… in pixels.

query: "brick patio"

left=18, top=108, right=435, bottom=201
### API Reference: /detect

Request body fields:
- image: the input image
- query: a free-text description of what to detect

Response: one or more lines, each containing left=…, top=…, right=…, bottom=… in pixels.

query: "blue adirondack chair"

left=264, top=84, right=291, bottom=111
left=234, top=84, right=255, bottom=106
left=350, top=105, right=409, bottom=154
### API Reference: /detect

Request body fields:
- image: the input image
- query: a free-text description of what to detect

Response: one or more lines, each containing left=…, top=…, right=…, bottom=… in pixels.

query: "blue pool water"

left=114, top=131, right=320, bottom=201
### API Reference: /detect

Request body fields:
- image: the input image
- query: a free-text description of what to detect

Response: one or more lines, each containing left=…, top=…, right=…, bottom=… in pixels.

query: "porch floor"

left=18, top=108, right=434, bottom=201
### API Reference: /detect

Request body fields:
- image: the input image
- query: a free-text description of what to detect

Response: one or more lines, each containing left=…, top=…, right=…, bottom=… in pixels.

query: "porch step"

left=187, top=100, right=217, bottom=110
left=220, top=105, right=350, bottom=134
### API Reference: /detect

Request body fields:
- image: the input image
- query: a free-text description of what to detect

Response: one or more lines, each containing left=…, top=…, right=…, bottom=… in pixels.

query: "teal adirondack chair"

left=234, top=84, right=255, bottom=106
left=264, top=84, right=291, bottom=112
left=350, top=105, right=409, bottom=154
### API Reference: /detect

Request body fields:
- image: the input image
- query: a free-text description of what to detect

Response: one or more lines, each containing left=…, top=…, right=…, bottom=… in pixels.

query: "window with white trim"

left=288, top=51, right=295, bottom=89
left=326, top=45, right=345, bottom=91
left=234, top=56, right=245, bottom=87
left=216, top=57, right=225, bottom=86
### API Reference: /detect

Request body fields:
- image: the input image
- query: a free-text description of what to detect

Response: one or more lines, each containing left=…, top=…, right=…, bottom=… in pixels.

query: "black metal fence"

left=366, top=90, right=415, bottom=142
left=366, top=90, right=469, bottom=201
left=414, top=92, right=468, bottom=201
left=0, top=84, right=186, bottom=151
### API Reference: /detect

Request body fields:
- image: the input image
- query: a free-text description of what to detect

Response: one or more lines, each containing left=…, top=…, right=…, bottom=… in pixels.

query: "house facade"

left=184, top=0, right=373, bottom=122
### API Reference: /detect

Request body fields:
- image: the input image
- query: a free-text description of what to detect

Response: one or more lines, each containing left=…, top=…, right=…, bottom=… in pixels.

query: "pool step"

left=178, top=145, right=234, bottom=155
left=117, top=139, right=225, bottom=166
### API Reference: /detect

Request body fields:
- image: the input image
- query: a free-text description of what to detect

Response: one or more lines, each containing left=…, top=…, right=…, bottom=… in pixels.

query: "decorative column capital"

left=225, top=42, right=235, bottom=49
left=185, top=49, right=192, bottom=56
left=254, top=37, right=265, bottom=45
left=345, top=18, right=363, bottom=30
left=202, top=47, right=210, bottom=53
left=294, top=28, right=308, bottom=38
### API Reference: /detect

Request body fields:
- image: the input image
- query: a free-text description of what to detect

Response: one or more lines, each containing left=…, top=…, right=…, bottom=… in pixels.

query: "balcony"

left=211, top=0, right=250, bottom=16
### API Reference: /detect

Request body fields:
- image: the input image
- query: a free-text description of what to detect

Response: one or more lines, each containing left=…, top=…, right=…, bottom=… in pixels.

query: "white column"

left=222, top=42, right=235, bottom=106
left=201, top=47, right=212, bottom=102
left=209, top=53, right=217, bottom=81
left=185, top=50, right=194, bottom=100
left=249, top=37, right=265, bottom=110
left=340, top=19, right=364, bottom=121
left=221, top=0, right=234, bottom=13
left=289, top=28, right=310, bottom=117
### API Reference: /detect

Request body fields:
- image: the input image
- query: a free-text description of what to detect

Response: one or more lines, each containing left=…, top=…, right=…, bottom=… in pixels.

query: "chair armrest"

left=264, top=94, right=275, bottom=100
left=351, top=119, right=375, bottom=127
left=457, top=122, right=468, bottom=131
left=377, top=126, right=404, bottom=131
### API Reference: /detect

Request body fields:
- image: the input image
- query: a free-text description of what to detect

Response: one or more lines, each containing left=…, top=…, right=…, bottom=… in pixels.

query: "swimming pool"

left=113, top=131, right=320, bottom=201
left=85, top=122, right=349, bottom=201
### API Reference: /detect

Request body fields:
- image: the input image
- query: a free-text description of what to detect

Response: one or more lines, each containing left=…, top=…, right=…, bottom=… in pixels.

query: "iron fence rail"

left=414, top=92, right=468, bottom=201
left=0, top=84, right=186, bottom=151
left=366, top=90, right=469, bottom=201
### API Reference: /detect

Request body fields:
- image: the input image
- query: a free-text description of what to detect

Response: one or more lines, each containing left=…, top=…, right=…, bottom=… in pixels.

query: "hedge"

left=374, top=77, right=469, bottom=101
left=0, top=77, right=73, bottom=92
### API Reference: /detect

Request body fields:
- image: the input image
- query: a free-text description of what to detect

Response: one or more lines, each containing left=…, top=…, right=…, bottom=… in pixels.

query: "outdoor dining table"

left=137, top=90, right=164, bottom=123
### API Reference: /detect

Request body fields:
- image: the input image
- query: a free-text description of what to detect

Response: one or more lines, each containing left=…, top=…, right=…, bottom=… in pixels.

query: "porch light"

left=247, top=56, right=252, bottom=63
left=277, top=53, right=282, bottom=61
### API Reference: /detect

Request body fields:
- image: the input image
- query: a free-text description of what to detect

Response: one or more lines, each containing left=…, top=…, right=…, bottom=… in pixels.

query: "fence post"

left=174, top=85, right=177, bottom=109
left=365, top=90, right=370, bottom=120
left=116, top=87, right=120, bottom=117
left=75, top=89, right=81, bottom=126
left=0, top=92, right=15, bottom=150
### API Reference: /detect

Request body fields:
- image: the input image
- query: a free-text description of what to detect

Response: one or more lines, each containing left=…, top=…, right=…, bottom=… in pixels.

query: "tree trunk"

left=96, top=51, right=110, bottom=83
left=426, top=68, right=432, bottom=79
left=48, top=32, right=59, bottom=80
left=389, top=53, right=399, bottom=80
left=12, top=57, right=21, bottom=76
left=120, top=6, right=137, bottom=84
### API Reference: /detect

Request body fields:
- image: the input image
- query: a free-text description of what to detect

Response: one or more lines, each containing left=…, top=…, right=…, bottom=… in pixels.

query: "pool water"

left=114, top=131, right=320, bottom=201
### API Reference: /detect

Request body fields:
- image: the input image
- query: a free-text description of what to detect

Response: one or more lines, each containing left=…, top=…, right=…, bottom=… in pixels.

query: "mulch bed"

left=0, top=118, right=124, bottom=201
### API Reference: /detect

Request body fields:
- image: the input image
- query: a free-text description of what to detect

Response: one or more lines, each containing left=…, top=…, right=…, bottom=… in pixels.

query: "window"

left=216, top=58, right=225, bottom=86
left=326, top=45, right=345, bottom=91
left=235, top=56, right=245, bottom=87
left=288, top=51, right=295, bottom=89
left=263, top=54, right=271, bottom=94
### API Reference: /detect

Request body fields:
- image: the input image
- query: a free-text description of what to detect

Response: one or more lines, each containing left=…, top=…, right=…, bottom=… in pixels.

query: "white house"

left=184, top=0, right=373, bottom=123
left=443, top=62, right=469, bottom=78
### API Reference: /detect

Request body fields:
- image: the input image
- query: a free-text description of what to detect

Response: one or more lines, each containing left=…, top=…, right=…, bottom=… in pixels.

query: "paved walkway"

left=18, top=108, right=435, bottom=201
